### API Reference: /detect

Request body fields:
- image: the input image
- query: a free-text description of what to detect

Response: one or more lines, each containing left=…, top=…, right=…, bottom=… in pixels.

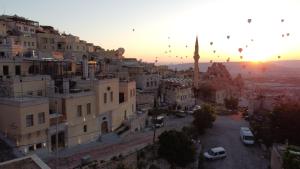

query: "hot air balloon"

left=278, top=56, right=281, bottom=59
left=246, top=45, right=248, bottom=48
left=176, top=56, right=178, bottom=58
left=218, top=55, right=220, bottom=58
left=186, top=45, right=188, bottom=48
left=169, top=50, right=171, bottom=53
left=227, top=35, right=230, bottom=39
left=286, top=33, right=290, bottom=36
left=210, top=42, right=213, bottom=45
left=282, top=34, right=285, bottom=38
left=226, top=57, right=230, bottom=62
left=132, top=28, right=135, bottom=32
left=168, top=36, right=170, bottom=39
left=251, top=39, right=254, bottom=42
left=186, top=56, right=188, bottom=58
left=213, top=50, right=216, bottom=53
left=168, top=45, right=171, bottom=48
left=210, top=60, right=213, bottom=63
left=281, top=19, right=284, bottom=22
left=240, top=56, right=243, bottom=59
left=238, top=48, right=243, bottom=53
left=248, top=19, right=252, bottom=24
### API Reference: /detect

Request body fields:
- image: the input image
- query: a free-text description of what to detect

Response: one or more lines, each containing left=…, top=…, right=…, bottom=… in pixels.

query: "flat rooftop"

left=0, top=155, right=50, bottom=169
left=0, top=97, right=48, bottom=107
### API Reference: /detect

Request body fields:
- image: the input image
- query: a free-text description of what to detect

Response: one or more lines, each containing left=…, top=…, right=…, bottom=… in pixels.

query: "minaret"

left=193, top=36, right=200, bottom=89
left=194, top=36, right=200, bottom=89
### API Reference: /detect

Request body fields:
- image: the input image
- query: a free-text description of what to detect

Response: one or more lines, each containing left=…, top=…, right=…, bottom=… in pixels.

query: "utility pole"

left=55, top=100, right=59, bottom=169
left=152, top=97, right=157, bottom=144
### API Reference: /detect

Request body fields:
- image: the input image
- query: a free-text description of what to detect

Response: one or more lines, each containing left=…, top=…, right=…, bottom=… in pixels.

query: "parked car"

left=186, top=110, right=194, bottom=114
left=175, top=111, right=187, bottom=118
left=152, top=116, right=165, bottom=128
left=204, top=147, right=227, bottom=160
left=240, top=127, right=255, bottom=145
left=193, top=105, right=201, bottom=111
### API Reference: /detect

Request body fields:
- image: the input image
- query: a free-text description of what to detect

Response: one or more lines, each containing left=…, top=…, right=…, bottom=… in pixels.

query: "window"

left=104, top=93, right=107, bottom=104
left=119, top=93, right=125, bottom=103
left=23, top=41, right=26, bottom=46
left=146, top=82, right=149, bottom=87
left=28, top=145, right=34, bottom=151
left=77, top=105, right=82, bottom=117
left=15, top=65, right=21, bottom=76
left=37, top=90, right=43, bottom=96
left=27, top=91, right=33, bottom=95
left=26, top=114, right=34, bottom=127
left=36, top=143, right=42, bottom=149
left=83, top=125, right=87, bottom=132
left=3, top=65, right=9, bottom=75
left=31, top=42, right=34, bottom=46
left=38, top=112, right=45, bottom=124
left=110, top=91, right=113, bottom=102
left=87, top=103, right=91, bottom=115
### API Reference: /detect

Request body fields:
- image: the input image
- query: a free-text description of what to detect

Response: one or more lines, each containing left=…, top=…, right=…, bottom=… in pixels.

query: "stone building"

left=192, top=36, right=244, bottom=104
left=160, top=78, right=195, bottom=110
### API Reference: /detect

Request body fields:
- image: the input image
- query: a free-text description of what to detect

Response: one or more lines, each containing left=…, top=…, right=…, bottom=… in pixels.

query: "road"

left=200, top=114, right=269, bottom=169
left=45, top=115, right=193, bottom=169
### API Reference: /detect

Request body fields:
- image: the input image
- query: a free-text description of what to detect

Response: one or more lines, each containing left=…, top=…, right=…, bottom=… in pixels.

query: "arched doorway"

left=101, top=121, right=108, bottom=134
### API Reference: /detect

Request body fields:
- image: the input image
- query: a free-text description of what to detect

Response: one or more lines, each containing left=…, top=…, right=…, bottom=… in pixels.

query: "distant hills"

left=167, top=60, right=300, bottom=78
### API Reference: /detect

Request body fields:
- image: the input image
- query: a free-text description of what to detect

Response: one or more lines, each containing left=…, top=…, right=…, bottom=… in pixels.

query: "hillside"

left=167, top=60, right=300, bottom=78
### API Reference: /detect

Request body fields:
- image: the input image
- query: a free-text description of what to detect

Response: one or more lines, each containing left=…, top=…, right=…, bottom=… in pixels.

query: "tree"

left=224, top=96, right=239, bottom=110
left=182, top=126, right=198, bottom=139
left=193, top=104, right=216, bottom=135
left=149, top=164, right=160, bottom=169
left=271, top=101, right=300, bottom=146
left=158, top=130, right=195, bottom=168
left=249, top=110, right=273, bottom=147
left=194, top=84, right=214, bottom=100
left=116, top=163, right=131, bottom=169
left=283, top=146, right=300, bottom=169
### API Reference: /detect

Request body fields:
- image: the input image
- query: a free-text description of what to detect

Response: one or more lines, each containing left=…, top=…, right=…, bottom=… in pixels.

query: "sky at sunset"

left=1, top=0, right=300, bottom=64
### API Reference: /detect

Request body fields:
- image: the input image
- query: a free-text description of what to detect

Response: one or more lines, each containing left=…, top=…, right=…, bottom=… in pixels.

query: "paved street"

left=200, top=114, right=269, bottom=169
left=45, top=113, right=270, bottom=169
left=45, top=115, right=193, bottom=169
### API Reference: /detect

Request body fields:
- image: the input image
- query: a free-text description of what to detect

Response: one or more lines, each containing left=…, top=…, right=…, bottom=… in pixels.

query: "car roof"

left=211, top=147, right=225, bottom=152
left=241, top=127, right=253, bottom=136
left=156, top=116, right=164, bottom=120
left=241, top=127, right=250, bottom=131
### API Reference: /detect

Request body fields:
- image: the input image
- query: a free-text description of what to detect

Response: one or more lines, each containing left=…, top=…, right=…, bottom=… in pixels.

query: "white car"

left=204, top=147, right=227, bottom=160
left=193, top=105, right=201, bottom=111
left=186, top=110, right=194, bottom=114
left=240, top=127, right=255, bottom=145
